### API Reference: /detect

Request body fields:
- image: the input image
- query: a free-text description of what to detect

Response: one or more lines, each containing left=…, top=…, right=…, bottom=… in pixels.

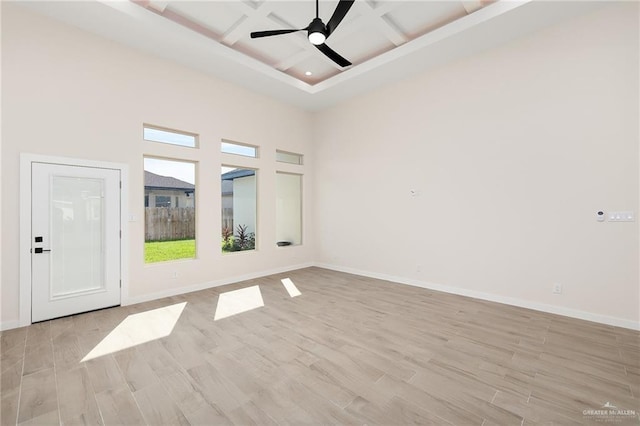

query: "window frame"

left=276, top=150, right=303, bottom=165
left=143, top=156, right=198, bottom=264
left=221, top=165, right=259, bottom=254
left=221, top=139, right=259, bottom=159
left=143, top=124, right=199, bottom=148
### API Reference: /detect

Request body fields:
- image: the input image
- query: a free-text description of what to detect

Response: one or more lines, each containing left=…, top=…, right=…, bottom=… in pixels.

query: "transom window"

left=221, top=140, right=258, bottom=158
left=276, top=150, right=303, bottom=165
left=143, top=125, right=198, bottom=148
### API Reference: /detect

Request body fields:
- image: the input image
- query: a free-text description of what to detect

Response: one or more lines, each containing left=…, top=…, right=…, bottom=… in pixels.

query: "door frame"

left=19, top=154, right=129, bottom=327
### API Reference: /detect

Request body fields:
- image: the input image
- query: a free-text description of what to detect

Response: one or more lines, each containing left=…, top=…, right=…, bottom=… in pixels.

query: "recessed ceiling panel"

left=287, top=54, right=340, bottom=83
left=384, top=1, right=468, bottom=39
left=166, top=2, right=244, bottom=36
left=244, top=21, right=307, bottom=62
left=233, top=40, right=296, bottom=68
left=266, top=1, right=324, bottom=28
left=133, top=0, right=492, bottom=86
left=333, top=26, right=396, bottom=64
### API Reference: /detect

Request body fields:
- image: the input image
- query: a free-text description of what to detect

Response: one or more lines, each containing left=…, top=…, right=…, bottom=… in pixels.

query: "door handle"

left=34, top=248, right=51, bottom=254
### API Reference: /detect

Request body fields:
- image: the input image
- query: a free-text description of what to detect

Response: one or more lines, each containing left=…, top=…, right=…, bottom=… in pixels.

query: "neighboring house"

left=144, top=171, right=195, bottom=208
left=221, top=169, right=256, bottom=234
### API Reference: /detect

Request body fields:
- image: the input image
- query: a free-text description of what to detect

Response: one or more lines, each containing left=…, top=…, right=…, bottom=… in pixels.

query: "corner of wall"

left=314, top=263, right=640, bottom=331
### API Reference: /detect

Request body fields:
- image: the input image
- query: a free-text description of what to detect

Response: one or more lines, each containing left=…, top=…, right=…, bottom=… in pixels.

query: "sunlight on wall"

left=81, top=302, right=187, bottom=362
left=214, top=285, right=264, bottom=321
left=281, top=278, right=301, bottom=297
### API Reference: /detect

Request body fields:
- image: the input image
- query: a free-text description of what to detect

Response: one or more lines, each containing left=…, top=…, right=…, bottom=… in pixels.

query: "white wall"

left=276, top=172, right=303, bottom=245
left=313, top=2, right=639, bottom=328
left=1, top=4, right=314, bottom=326
left=2, top=2, right=638, bottom=330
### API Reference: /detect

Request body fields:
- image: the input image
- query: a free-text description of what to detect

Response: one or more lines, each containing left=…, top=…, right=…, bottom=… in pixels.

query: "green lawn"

left=145, top=239, right=195, bottom=263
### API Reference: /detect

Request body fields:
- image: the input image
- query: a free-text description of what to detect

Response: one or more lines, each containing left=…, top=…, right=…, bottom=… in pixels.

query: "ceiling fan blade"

left=315, top=43, right=352, bottom=67
left=326, top=0, right=355, bottom=37
left=251, top=29, right=303, bottom=38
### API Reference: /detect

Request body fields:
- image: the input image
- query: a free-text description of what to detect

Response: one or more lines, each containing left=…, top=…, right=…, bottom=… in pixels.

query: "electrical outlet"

left=553, top=283, right=562, bottom=294
left=416, top=265, right=421, bottom=273
left=171, top=271, right=179, bottom=279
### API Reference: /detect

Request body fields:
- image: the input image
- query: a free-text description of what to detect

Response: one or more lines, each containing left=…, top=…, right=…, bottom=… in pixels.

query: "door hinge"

left=119, top=230, right=122, bottom=238
left=120, top=280, right=122, bottom=288
left=119, top=181, right=122, bottom=189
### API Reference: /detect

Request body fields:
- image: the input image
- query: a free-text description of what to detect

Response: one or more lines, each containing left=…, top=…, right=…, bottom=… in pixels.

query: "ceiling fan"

left=250, top=0, right=355, bottom=67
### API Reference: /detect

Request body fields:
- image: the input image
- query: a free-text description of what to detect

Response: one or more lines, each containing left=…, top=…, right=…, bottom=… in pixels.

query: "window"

left=276, top=172, right=302, bottom=246
left=221, top=166, right=257, bottom=253
left=221, top=140, right=258, bottom=158
left=144, top=157, right=196, bottom=263
left=143, top=125, right=197, bottom=148
left=154, top=195, right=172, bottom=208
left=276, top=150, right=303, bottom=165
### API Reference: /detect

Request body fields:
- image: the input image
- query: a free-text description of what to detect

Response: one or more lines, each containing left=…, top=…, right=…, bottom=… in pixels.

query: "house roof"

left=221, top=169, right=255, bottom=181
left=144, top=171, right=194, bottom=191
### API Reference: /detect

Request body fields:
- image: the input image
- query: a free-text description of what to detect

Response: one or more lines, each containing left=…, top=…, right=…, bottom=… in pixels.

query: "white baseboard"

left=314, top=262, right=640, bottom=331
left=123, top=262, right=315, bottom=306
left=4, top=261, right=637, bottom=332
left=1, top=263, right=313, bottom=331
left=1, top=320, right=22, bottom=331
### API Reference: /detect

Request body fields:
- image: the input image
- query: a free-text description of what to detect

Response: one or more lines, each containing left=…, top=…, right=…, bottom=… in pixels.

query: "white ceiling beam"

left=374, top=15, right=408, bottom=46
left=462, top=0, right=487, bottom=14
left=371, top=3, right=408, bottom=46
left=147, top=1, right=169, bottom=13
left=353, top=1, right=407, bottom=46
left=222, top=1, right=276, bottom=46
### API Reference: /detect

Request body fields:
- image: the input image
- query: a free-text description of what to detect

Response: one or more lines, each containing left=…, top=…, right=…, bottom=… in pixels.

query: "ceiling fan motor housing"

left=308, top=18, right=327, bottom=45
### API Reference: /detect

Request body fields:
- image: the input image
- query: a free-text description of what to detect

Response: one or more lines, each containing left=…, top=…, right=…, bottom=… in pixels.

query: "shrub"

left=221, top=226, right=234, bottom=252
left=222, top=224, right=255, bottom=252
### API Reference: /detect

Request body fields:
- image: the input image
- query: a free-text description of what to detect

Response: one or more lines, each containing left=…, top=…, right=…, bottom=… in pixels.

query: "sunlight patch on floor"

left=214, top=285, right=264, bottom=321
left=81, top=302, right=187, bottom=362
left=281, top=278, right=301, bottom=297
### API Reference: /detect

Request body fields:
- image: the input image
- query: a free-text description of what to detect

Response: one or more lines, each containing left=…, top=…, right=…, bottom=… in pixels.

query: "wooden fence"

left=145, top=207, right=195, bottom=241
left=222, top=208, right=233, bottom=233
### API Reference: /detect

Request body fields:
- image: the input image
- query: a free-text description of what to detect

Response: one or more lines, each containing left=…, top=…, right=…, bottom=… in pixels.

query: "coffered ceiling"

left=13, top=0, right=608, bottom=110
left=137, top=0, right=487, bottom=84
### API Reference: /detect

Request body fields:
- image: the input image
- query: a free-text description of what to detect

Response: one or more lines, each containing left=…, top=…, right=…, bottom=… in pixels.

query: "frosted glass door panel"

left=51, top=176, right=105, bottom=297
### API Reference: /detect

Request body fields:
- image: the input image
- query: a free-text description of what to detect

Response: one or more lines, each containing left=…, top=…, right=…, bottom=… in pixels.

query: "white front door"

left=31, top=163, right=121, bottom=322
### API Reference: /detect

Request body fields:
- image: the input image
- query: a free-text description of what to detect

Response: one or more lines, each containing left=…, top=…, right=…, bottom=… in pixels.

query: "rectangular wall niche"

left=276, top=172, right=302, bottom=247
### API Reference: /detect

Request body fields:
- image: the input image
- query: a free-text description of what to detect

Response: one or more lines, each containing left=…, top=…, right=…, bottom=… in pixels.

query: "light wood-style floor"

left=2, top=267, right=639, bottom=425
